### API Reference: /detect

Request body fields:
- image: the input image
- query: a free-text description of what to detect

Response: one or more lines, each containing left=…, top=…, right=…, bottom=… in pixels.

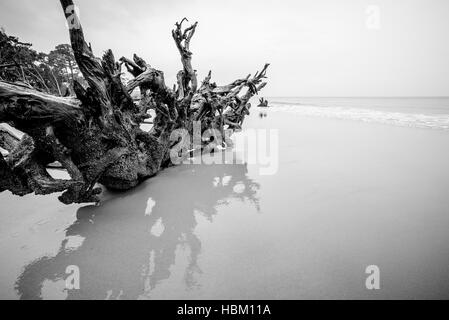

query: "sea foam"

left=269, top=103, right=449, bottom=131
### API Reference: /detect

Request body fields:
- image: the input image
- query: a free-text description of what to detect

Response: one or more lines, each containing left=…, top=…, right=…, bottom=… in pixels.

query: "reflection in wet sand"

left=15, top=156, right=260, bottom=300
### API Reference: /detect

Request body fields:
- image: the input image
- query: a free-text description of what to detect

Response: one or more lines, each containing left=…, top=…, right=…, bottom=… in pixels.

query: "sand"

left=1, top=109, right=449, bottom=299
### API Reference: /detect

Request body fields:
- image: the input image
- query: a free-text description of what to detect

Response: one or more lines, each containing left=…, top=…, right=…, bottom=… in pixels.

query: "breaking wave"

left=269, top=103, right=449, bottom=131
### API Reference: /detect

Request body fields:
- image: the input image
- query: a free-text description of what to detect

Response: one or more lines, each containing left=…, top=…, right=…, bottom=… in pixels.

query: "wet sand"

left=1, top=109, right=449, bottom=299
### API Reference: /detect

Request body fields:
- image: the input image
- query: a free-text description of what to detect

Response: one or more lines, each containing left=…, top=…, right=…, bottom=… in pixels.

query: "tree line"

left=0, top=27, right=85, bottom=96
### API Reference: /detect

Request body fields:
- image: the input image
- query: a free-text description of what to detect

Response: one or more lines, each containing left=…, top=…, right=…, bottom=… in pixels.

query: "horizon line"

left=265, top=96, right=449, bottom=99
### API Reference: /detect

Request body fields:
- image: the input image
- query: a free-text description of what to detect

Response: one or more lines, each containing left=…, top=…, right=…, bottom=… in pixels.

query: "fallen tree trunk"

left=0, top=0, right=269, bottom=204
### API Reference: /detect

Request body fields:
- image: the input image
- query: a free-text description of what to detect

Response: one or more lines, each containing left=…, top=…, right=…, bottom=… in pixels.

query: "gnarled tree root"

left=0, top=0, right=269, bottom=204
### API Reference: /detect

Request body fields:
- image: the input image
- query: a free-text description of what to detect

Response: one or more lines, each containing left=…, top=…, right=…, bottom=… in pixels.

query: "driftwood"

left=0, top=0, right=269, bottom=204
left=258, top=98, right=269, bottom=107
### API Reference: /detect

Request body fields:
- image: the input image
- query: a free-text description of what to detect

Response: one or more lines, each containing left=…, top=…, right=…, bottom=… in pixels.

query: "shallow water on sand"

left=1, top=109, right=449, bottom=299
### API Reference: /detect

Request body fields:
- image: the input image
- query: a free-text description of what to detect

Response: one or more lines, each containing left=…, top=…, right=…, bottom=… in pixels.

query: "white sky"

left=0, top=0, right=448, bottom=97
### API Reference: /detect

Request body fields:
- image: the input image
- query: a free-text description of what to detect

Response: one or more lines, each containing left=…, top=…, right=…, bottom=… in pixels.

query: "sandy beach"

left=1, top=108, right=449, bottom=299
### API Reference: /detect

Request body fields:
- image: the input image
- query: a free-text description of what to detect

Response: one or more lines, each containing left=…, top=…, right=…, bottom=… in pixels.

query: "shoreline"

left=1, top=110, right=449, bottom=299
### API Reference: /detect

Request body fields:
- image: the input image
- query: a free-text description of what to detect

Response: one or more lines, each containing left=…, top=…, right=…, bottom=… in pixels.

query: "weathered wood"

left=172, top=18, right=198, bottom=103
left=0, top=0, right=269, bottom=204
left=0, top=125, right=20, bottom=151
left=0, top=81, right=81, bottom=128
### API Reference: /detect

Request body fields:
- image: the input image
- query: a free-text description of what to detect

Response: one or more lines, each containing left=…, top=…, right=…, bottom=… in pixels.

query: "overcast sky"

left=0, top=0, right=448, bottom=97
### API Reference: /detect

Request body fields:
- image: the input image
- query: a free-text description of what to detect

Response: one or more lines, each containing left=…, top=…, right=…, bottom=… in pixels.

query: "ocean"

left=267, top=97, right=449, bottom=131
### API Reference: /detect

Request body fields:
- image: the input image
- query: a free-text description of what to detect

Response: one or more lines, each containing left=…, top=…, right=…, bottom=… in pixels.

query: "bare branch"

left=172, top=19, right=198, bottom=102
